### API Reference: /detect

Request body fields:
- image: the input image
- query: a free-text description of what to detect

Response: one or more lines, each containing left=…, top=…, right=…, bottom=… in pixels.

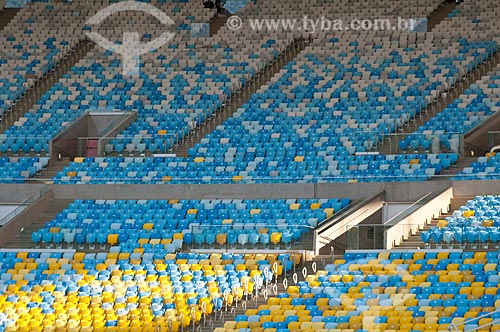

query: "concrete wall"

left=464, top=111, right=500, bottom=155
left=315, top=180, right=450, bottom=201
left=88, top=113, right=132, bottom=137
left=452, top=180, right=500, bottom=197
left=0, top=184, right=47, bottom=203
left=97, top=112, right=137, bottom=155
left=315, top=191, right=385, bottom=255
left=0, top=190, right=53, bottom=246
left=383, top=203, right=414, bottom=222
left=1, top=180, right=497, bottom=204
left=51, top=181, right=452, bottom=201
left=52, top=183, right=318, bottom=200
left=356, top=209, right=384, bottom=250
left=51, top=114, right=88, bottom=160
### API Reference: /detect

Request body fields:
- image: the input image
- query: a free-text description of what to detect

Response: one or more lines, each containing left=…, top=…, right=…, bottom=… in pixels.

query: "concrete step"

left=426, top=1, right=459, bottom=32
left=34, top=160, right=71, bottom=182
left=198, top=259, right=324, bottom=332
left=210, top=14, right=228, bottom=36
left=0, top=8, right=20, bottom=30
left=4, top=204, right=69, bottom=249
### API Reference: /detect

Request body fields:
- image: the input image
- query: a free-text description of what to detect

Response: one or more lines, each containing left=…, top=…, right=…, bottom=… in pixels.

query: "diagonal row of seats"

left=397, top=2, right=500, bottom=152
left=0, top=1, right=105, bottom=118
left=52, top=154, right=459, bottom=183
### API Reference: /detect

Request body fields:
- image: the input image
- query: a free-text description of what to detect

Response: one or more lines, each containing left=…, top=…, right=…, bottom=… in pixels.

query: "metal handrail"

left=384, top=191, right=434, bottom=227
left=0, top=184, right=50, bottom=227
left=317, top=192, right=384, bottom=234
left=449, top=309, right=500, bottom=332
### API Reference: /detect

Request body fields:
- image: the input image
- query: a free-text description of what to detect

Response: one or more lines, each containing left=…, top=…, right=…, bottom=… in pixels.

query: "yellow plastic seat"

left=270, top=232, right=282, bottom=245
left=250, top=209, right=261, bottom=216
left=232, top=175, right=243, bottom=182
left=474, top=252, right=486, bottom=260
left=107, top=234, right=118, bottom=245
left=463, top=210, right=474, bottom=218
left=216, top=233, right=227, bottom=246
left=437, top=220, right=448, bottom=228
left=323, top=208, right=334, bottom=217
left=173, top=233, right=184, bottom=240
left=293, top=155, right=305, bottom=163
left=310, top=203, right=321, bottom=210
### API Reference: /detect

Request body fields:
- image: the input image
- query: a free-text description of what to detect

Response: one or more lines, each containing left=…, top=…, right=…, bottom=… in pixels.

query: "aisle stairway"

left=4, top=213, right=57, bottom=249
left=377, top=0, right=500, bottom=156
left=429, top=156, right=477, bottom=180
left=0, top=40, right=94, bottom=134
left=393, top=217, right=444, bottom=250
left=34, top=159, right=71, bottom=183
left=394, top=195, right=493, bottom=250
left=0, top=8, right=19, bottom=30
left=199, top=258, right=324, bottom=332
left=172, top=37, right=309, bottom=158
left=3, top=200, right=71, bottom=249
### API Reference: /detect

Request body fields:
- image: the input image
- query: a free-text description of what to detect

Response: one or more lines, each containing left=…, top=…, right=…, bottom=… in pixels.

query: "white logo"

left=85, top=1, right=175, bottom=76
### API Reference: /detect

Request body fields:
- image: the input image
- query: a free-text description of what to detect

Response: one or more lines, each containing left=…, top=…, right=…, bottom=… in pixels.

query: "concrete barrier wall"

left=51, top=181, right=451, bottom=201
left=0, top=184, right=47, bottom=203
left=52, top=184, right=318, bottom=200
left=314, top=191, right=385, bottom=255
left=1, top=180, right=498, bottom=203
left=315, top=181, right=451, bottom=201
left=0, top=189, right=53, bottom=246
left=452, top=180, right=500, bottom=197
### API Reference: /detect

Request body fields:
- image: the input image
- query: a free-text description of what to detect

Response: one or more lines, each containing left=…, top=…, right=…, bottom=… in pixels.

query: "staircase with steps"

left=198, top=258, right=325, bottom=332
left=0, top=8, right=19, bottom=30
left=0, top=40, right=94, bottom=133
left=393, top=215, right=444, bottom=250
left=210, top=14, right=229, bottom=36
left=4, top=213, right=55, bottom=249
left=3, top=199, right=71, bottom=249
left=34, top=159, right=71, bottom=182
left=172, top=37, right=310, bottom=158
left=426, top=1, right=458, bottom=32
left=395, top=194, right=498, bottom=251
left=3, top=199, right=72, bottom=249
left=428, top=155, right=476, bottom=180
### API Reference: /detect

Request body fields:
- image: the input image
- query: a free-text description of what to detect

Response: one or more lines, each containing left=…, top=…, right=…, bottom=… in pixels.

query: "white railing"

left=449, top=309, right=500, bottom=332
